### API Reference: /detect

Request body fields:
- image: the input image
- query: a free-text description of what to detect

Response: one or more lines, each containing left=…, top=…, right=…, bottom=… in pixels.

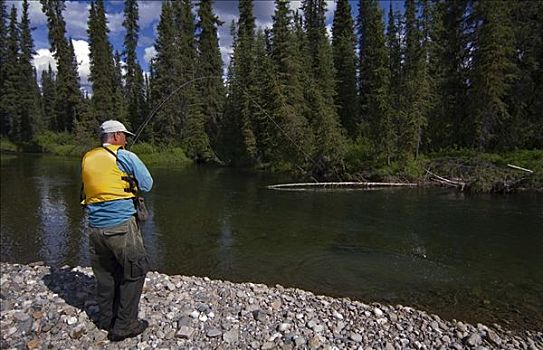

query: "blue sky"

left=6, top=1, right=398, bottom=92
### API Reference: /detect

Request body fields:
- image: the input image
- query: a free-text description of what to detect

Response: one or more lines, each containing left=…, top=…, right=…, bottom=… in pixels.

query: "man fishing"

left=81, top=120, right=153, bottom=341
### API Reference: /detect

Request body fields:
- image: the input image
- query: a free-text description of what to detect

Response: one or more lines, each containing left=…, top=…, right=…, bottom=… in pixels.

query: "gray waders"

left=88, top=216, right=149, bottom=335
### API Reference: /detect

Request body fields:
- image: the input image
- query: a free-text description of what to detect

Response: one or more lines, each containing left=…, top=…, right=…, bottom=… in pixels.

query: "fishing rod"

left=129, top=76, right=217, bottom=148
left=128, top=75, right=343, bottom=181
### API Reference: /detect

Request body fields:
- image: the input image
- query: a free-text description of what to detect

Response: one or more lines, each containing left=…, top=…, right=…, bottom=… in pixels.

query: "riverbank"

left=1, top=263, right=541, bottom=349
left=2, top=136, right=541, bottom=192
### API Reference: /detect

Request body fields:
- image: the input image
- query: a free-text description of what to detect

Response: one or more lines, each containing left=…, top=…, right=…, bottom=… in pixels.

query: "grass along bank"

left=2, top=133, right=541, bottom=191
left=0, top=133, right=193, bottom=168
left=343, top=147, right=542, bottom=192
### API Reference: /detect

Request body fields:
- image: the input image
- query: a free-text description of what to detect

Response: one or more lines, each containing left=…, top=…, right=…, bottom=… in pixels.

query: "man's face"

left=113, top=132, right=127, bottom=146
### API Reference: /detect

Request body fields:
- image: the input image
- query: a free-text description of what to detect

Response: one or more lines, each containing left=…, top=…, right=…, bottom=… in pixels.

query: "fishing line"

left=129, top=76, right=218, bottom=147
left=236, top=83, right=344, bottom=182
left=129, top=75, right=343, bottom=181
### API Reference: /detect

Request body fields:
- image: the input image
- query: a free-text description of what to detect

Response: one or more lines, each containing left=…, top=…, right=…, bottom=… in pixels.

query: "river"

left=1, top=153, right=542, bottom=331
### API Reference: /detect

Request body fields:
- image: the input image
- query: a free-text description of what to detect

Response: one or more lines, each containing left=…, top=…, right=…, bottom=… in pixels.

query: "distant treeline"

left=0, top=0, right=542, bottom=177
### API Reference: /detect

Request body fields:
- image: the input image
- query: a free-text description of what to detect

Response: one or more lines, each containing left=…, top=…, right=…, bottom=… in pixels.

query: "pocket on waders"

left=125, top=255, right=149, bottom=280
left=102, top=221, right=129, bottom=237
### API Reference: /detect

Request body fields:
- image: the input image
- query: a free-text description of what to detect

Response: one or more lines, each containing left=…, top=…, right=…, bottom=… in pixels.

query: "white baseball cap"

left=99, top=120, right=135, bottom=136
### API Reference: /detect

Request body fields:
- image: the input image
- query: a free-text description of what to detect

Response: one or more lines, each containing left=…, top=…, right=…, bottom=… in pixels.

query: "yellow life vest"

left=81, top=145, right=136, bottom=205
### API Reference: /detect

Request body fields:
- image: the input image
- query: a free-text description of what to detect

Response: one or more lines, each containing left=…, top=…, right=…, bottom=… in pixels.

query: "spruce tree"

left=41, top=64, right=56, bottom=130
left=386, top=3, right=402, bottom=143
left=18, top=0, right=42, bottom=140
left=237, top=0, right=258, bottom=162
left=332, top=0, right=358, bottom=138
left=302, top=0, right=346, bottom=176
left=40, top=0, right=82, bottom=132
left=222, top=0, right=257, bottom=164
left=268, top=1, right=313, bottom=169
left=87, top=0, right=117, bottom=124
left=252, top=29, right=277, bottom=163
left=174, top=0, right=212, bottom=161
left=196, top=0, right=225, bottom=148
left=1, top=6, right=21, bottom=139
left=122, top=0, right=145, bottom=132
left=151, top=0, right=180, bottom=144
left=468, top=0, right=518, bottom=150
left=357, top=0, right=393, bottom=163
left=399, top=0, right=431, bottom=159
left=508, top=0, right=543, bottom=149
left=436, top=0, right=470, bottom=148
left=0, top=0, right=8, bottom=136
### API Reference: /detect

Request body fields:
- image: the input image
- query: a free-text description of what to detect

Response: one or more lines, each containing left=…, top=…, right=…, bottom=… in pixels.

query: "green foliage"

left=196, top=0, right=225, bottom=147
left=25, top=133, right=193, bottom=168
left=469, top=0, right=518, bottom=150
left=34, top=131, right=86, bottom=156
left=150, top=1, right=179, bottom=143
left=0, top=137, right=17, bottom=151
left=358, top=0, right=393, bottom=161
left=130, top=142, right=155, bottom=155
left=123, top=0, right=146, bottom=133
left=137, top=146, right=192, bottom=167
left=87, top=0, right=118, bottom=124
left=1, top=0, right=541, bottom=189
left=332, top=0, right=358, bottom=137
left=343, top=137, right=375, bottom=172
left=40, top=0, right=83, bottom=132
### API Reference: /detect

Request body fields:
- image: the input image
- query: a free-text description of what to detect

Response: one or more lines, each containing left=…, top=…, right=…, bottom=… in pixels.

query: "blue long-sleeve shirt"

left=86, top=148, right=153, bottom=228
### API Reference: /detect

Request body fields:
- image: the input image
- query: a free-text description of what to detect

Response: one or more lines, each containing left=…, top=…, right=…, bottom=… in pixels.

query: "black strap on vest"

left=102, top=146, right=138, bottom=194
left=101, top=147, right=149, bottom=222
left=102, top=145, right=120, bottom=158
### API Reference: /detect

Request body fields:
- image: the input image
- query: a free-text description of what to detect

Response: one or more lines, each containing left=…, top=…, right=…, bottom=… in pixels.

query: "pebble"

left=278, top=323, right=291, bottom=332
left=206, top=328, right=222, bottom=338
left=467, top=333, right=482, bottom=346
left=350, top=332, right=363, bottom=342
left=0, top=262, right=539, bottom=350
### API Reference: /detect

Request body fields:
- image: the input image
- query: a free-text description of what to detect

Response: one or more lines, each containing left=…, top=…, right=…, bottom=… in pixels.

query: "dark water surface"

left=1, top=153, right=542, bottom=330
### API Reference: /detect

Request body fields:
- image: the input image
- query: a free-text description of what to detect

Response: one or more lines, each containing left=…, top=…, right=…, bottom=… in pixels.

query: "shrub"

left=0, top=137, right=17, bottom=151
left=131, top=142, right=155, bottom=155
left=138, top=146, right=192, bottom=167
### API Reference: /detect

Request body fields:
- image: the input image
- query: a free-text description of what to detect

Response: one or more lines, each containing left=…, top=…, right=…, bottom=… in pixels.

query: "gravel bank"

left=1, top=262, right=541, bottom=350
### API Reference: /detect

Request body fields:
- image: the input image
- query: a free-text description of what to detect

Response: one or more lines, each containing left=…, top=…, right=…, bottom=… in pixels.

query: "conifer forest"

left=0, top=0, right=542, bottom=181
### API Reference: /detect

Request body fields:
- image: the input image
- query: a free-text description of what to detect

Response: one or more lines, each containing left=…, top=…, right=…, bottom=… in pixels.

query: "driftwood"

left=425, top=169, right=466, bottom=190
left=267, top=181, right=417, bottom=191
left=507, top=163, right=534, bottom=173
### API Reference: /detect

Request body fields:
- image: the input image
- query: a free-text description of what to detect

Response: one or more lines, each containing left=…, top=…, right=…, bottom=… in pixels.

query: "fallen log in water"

left=267, top=181, right=418, bottom=190
left=425, top=169, right=466, bottom=191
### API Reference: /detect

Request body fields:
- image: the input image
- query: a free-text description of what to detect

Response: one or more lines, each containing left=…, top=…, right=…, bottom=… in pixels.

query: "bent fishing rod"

left=129, top=76, right=217, bottom=148
left=127, top=76, right=343, bottom=181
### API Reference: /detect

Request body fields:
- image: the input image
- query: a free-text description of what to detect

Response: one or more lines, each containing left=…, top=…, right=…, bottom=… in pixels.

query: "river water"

left=1, top=153, right=542, bottom=330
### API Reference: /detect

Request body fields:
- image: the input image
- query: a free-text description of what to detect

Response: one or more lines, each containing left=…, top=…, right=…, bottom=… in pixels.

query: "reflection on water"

left=1, top=154, right=542, bottom=331
left=138, top=200, right=162, bottom=269
left=37, top=176, right=68, bottom=264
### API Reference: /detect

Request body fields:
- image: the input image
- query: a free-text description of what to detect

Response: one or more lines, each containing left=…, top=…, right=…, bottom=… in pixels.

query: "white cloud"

left=33, top=49, right=57, bottom=78
left=138, top=35, right=155, bottom=47
left=72, top=39, right=91, bottom=89
left=143, top=46, right=157, bottom=64
left=28, top=1, right=48, bottom=26
left=106, top=11, right=125, bottom=34
left=64, top=1, right=91, bottom=39
left=31, top=39, right=91, bottom=91
left=139, top=1, right=164, bottom=29
left=326, top=1, right=337, bottom=23
left=253, top=1, right=275, bottom=29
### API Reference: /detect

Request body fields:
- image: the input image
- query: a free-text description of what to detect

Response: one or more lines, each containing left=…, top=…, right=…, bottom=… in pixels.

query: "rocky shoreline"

left=1, top=262, right=541, bottom=350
